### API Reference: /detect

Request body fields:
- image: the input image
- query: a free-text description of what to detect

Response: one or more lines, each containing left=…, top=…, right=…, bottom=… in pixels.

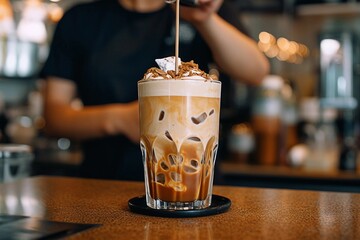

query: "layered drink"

left=138, top=57, right=221, bottom=210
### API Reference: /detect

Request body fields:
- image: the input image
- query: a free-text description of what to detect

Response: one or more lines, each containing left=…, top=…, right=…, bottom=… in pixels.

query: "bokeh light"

left=258, top=32, right=310, bottom=64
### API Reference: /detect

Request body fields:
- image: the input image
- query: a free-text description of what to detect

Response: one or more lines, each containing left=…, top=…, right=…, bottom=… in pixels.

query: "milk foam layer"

left=138, top=79, right=221, bottom=98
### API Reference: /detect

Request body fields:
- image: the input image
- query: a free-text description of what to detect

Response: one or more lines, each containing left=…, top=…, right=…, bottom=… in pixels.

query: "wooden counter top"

left=1, top=176, right=360, bottom=239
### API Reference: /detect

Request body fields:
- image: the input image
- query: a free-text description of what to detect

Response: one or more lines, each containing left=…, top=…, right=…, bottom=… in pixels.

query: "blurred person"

left=41, top=0, right=269, bottom=181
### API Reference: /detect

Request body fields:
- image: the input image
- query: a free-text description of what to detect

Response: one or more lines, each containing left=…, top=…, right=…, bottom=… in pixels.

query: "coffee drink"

left=138, top=74, right=221, bottom=210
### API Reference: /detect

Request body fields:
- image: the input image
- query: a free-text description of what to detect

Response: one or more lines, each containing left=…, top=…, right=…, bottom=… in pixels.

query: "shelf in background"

left=296, top=2, right=360, bottom=16
left=0, top=78, right=37, bottom=105
left=219, top=162, right=360, bottom=193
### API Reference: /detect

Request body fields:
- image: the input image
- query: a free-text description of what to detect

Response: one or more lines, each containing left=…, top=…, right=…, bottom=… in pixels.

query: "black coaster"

left=128, top=195, right=231, bottom=218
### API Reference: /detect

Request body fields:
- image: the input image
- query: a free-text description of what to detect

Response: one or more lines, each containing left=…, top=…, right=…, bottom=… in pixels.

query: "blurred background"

left=0, top=0, right=359, bottom=191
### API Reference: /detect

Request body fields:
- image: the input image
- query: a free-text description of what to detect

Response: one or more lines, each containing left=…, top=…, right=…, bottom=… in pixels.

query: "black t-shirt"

left=41, top=0, right=247, bottom=181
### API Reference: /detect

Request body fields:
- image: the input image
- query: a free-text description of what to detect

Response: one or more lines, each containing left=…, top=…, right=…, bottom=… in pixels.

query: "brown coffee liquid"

left=139, top=95, right=220, bottom=202
left=251, top=115, right=281, bottom=165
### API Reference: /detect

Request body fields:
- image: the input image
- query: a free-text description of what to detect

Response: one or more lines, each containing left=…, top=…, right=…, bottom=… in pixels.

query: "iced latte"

left=138, top=57, right=221, bottom=210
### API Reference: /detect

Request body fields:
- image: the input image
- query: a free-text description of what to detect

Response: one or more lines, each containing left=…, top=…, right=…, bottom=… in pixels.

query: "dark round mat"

left=128, top=195, right=231, bottom=218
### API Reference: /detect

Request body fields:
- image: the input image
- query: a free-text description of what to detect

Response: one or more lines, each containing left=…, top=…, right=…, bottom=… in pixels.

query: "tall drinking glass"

left=138, top=79, right=221, bottom=210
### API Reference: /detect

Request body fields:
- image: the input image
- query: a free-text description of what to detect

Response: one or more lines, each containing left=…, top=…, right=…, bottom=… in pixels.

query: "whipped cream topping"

left=143, top=56, right=218, bottom=81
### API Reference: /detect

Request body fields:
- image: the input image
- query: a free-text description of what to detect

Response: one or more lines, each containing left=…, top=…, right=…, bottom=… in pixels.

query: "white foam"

left=138, top=79, right=221, bottom=98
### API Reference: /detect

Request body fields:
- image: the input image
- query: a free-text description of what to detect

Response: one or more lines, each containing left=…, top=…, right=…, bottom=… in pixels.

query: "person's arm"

left=43, top=77, right=140, bottom=142
left=195, top=14, right=269, bottom=85
left=180, top=0, right=269, bottom=85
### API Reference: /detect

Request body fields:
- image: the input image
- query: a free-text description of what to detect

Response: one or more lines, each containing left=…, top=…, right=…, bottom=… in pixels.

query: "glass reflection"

left=0, top=181, right=44, bottom=216
left=144, top=221, right=213, bottom=240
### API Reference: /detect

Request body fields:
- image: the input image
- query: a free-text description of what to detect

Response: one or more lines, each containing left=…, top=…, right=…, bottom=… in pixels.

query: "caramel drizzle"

left=143, top=61, right=218, bottom=80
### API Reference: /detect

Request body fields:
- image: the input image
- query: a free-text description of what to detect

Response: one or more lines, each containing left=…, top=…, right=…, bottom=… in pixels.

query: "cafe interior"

left=0, top=0, right=360, bottom=239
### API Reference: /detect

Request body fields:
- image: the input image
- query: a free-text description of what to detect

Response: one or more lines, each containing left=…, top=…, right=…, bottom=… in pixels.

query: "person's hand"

left=179, top=0, right=223, bottom=25
left=106, top=101, right=140, bottom=143
left=119, top=101, right=140, bottom=143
